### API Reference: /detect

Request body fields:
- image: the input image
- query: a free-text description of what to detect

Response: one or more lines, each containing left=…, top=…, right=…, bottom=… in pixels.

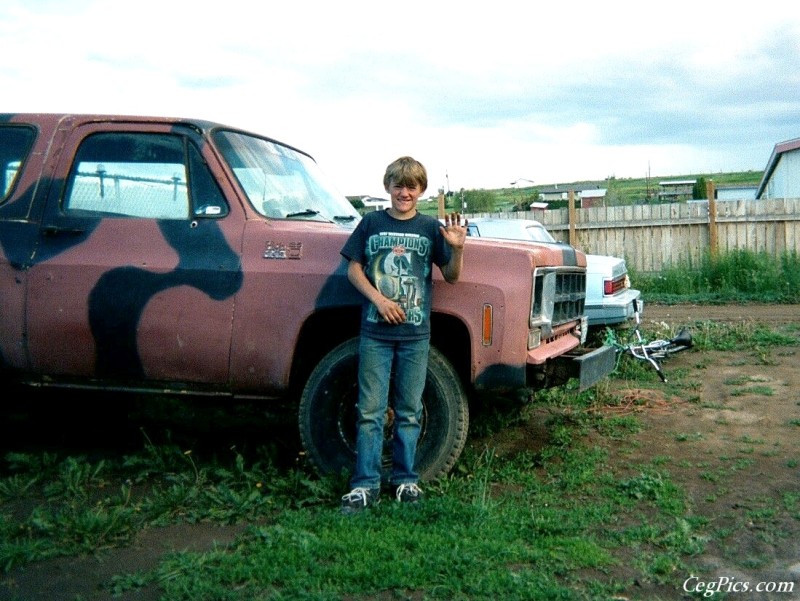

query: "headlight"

left=530, top=270, right=555, bottom=341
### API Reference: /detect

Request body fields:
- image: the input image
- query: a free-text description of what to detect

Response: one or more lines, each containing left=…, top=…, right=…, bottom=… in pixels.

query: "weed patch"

left=2, top=317, right=798, bottom=599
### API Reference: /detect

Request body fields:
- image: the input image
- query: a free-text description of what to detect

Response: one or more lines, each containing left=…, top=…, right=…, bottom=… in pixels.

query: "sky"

left=3, top=1, right=800, bottom=198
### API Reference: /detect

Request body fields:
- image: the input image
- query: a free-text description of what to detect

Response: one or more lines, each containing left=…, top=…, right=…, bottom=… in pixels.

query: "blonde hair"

left=383, top=156, right=428, bottom=193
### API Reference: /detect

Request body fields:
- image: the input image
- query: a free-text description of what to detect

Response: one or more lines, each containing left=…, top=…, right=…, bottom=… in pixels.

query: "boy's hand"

left=440, top=212, right=468, bottom=249
left=375, top=296, right=407, bottom=324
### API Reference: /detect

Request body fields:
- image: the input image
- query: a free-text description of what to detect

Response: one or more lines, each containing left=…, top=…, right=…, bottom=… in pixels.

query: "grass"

left=1, top=318, right=798, bottom=599
left=1, top=431, right=689, bottom=600
left=631, top=249, right=800, bottom=304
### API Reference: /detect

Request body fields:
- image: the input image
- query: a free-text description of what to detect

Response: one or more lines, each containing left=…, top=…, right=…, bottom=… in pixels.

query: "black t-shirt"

left=341, top=210, right=451, bottom=341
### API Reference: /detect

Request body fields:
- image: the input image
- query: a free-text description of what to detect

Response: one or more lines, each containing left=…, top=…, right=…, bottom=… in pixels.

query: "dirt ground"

left=604, top=304, right=800, bottom=599
left=0, top=303, right=798, bottom=601
left=642, top=302, right=799, bottom=327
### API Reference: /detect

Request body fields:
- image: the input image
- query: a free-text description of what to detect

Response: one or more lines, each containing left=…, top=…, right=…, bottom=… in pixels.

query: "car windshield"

left=468, top=220, right=558, bottom=243
left=523, top=224, right=556, bottom=243
left=212, top=130, right=360, bottom=224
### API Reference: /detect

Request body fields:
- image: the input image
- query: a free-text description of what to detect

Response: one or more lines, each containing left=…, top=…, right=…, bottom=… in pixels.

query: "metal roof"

left=756, top=137, right=800, bottom=199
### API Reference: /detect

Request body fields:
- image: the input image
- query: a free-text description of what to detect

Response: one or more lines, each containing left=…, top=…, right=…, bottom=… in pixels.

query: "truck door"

left=0, top=121, right=40, bottom=371
left=27, top=123, right=242, bottom=385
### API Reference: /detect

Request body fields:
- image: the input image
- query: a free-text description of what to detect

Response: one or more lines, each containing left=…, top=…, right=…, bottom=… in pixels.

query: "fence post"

left=706, top=179, right=717, bottom=257
left=568, top=189, right=577, bottom=247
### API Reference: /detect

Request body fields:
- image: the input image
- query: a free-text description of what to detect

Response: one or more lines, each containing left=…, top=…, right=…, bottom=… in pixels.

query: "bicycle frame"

left=605, top=299, right=693, bottom=383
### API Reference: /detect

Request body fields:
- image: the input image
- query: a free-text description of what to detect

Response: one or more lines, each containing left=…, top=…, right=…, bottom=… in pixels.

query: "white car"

left=463, top=217, right=642, bottom=328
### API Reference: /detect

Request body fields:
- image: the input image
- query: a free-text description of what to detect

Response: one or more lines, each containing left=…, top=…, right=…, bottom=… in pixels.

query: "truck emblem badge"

left=263, top=241, right=303, bottom=259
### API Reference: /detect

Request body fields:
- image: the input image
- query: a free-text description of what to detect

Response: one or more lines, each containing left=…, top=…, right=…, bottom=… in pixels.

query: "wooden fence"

left=470, top=197, right=800, bottom=274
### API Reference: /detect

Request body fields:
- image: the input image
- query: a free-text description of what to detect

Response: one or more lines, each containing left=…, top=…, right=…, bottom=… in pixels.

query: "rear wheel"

left=298, top=337, right=469, bottom=482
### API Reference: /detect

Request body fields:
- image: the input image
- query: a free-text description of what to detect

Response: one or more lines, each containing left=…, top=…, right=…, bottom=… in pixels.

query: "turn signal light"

left=482, top=304, right=493, bottom=346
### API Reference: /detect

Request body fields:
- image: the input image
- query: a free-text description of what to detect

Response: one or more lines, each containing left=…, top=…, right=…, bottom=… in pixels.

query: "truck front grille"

left=530, top=267, right=586, bottom=339
left=553, top=269, right=586, bottom=324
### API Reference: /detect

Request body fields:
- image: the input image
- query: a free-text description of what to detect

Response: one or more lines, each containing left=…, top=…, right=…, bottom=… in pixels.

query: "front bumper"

left=530, top=343, right=617, bottom=390
left=568, top=344, right=617, bottom=389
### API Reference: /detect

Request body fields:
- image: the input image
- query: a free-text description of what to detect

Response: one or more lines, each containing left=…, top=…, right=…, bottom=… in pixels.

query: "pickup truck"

left=0, top=113, right=615, bottom=481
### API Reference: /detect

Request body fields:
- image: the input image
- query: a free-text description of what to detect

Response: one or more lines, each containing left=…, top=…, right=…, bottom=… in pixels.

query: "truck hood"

left=466, top=237, right=586, bottom=268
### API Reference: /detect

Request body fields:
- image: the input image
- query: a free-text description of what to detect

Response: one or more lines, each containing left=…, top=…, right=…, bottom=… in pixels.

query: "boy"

left=339, top=156, right=467, bottom=514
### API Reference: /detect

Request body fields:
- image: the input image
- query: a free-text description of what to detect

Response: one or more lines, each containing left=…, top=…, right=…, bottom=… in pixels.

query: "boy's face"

left=386, top=180, right=423, bottom=219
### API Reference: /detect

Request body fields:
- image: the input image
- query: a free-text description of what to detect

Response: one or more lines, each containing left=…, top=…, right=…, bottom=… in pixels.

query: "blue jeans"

left=350, top=335, right=430, bottom=490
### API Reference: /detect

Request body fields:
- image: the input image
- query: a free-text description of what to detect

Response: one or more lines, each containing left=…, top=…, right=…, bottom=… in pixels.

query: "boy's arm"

left=440, top=246, right=464, bottom=284
left=439, top=212, right=467, bottom=284
left=347, top=260, right=407, bottom=325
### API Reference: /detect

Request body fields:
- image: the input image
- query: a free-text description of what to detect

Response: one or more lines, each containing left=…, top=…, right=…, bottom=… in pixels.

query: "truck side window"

left=0, top=125, right=36, bottom=201
left=64, top=133, right=190, bottom=219
left=188, top=141, right=228, bottom=217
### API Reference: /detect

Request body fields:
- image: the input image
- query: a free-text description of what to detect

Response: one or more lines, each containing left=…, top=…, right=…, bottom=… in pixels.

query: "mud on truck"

left=0, top=113, right=615, bottom=480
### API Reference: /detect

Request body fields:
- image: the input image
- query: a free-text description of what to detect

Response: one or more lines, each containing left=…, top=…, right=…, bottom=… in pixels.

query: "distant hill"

left=535, top=170, right=762, bottom=205
left=415, top=170, right=764, bottom=213
left=349, top=170, right=764, bottom=215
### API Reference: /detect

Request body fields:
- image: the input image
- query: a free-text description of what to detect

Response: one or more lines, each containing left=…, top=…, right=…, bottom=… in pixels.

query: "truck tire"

left=298, top=337, right=469, bottom=482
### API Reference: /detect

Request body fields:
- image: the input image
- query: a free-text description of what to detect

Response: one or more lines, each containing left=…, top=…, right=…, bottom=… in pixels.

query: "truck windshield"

left=212, top=130, right=360, bottom=224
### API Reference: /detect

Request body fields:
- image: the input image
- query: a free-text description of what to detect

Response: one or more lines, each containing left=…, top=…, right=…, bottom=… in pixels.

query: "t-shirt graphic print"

left=366, top=231, right=431, bottom=328
left=340, top=210, right=451, bottom=341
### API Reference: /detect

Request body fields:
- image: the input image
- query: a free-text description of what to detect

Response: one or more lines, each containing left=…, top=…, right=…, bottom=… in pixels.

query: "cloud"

left=2, top=0, right=799, bottom=195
